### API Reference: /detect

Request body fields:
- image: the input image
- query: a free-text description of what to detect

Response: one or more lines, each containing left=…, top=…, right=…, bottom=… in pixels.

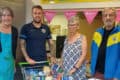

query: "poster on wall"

left=49, top=25, right=67, bottom=40
left=49, top=25, right=61, bottom=40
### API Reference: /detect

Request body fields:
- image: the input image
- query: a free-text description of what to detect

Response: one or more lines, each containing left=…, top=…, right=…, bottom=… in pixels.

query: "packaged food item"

left=61, top=74, right=73, bottom=80
left=45, top=76, right=53, bottom=80
left=35, top=76, right=40, bottom=80
left=43, top=66, right=51, bottom=76
left=38, top=71, right=45, bottom=80
left=51, top=64, right=63, bottom=73
left=62, top=75, right=69, bottom=80
left=29, top=69, right=35, bottom=80
left=56, top=73, right=62, bottom=80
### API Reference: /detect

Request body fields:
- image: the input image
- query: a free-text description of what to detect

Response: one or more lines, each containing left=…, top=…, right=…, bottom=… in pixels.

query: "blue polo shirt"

left=20, top=23, right=51, bottom=61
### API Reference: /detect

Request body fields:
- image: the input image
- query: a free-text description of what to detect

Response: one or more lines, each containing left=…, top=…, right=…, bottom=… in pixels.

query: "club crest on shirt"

left=41, top=29, right=46, bottom=33
left=112, top=37, right=117, bottom=41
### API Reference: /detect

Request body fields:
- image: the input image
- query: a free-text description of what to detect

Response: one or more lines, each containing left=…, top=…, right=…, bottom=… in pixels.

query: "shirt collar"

left=30, top=22, right=44, bottom=29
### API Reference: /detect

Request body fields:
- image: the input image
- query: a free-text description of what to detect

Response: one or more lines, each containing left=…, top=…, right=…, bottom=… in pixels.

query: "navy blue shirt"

left=20, top=23, right=51, bottom=61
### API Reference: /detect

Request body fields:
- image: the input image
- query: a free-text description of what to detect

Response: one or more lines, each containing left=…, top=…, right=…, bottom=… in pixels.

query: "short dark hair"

left=32, top=5, right=43, bottom=11
left=0, top=7, right=14, bottom=18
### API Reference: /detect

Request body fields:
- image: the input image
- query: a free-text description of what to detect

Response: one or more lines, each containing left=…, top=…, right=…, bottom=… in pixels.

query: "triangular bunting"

left=116, top=10, right=120, bottom=23
left=83, top=10, right=98, bottom=24
left=44, top=11, right=56, bottom=23
left=64, top=11, right=77, bottom=21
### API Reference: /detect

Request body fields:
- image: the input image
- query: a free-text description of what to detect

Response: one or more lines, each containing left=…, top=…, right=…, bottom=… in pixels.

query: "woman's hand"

left=68, top=68, right=76, bottom=75
left=50, top=56, right=57, bottom=65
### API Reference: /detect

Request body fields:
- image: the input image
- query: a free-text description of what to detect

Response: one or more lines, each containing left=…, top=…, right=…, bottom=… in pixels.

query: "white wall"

left=50, top=13, right=67, bottom=28
left=41, top=2, right=120, bottom=10
left=49, top=13, right=68, bottom=40
left=25, top=0, right=120, bottom=40
left=26, top=0, right=120, bottom=23
left=25, top=0, right=120, bottom=58
left=0, top=0, right=25, bottom=29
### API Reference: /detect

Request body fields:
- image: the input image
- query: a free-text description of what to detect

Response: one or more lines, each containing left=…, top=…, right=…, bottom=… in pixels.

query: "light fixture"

left=49, top=0, right=55, bottom=4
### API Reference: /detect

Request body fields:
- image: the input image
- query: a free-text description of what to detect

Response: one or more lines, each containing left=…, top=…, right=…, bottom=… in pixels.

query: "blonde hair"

left=68, top=15, right=80, bottom=33
left=68, top=15, right=80, bottom=26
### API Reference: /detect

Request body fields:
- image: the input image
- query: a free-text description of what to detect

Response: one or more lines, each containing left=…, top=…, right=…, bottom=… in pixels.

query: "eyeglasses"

left=68, top=24, right=79, bottom=27
left=102, top=13, right=115, bottom=18
left=2, top=14, right=12, bottom=17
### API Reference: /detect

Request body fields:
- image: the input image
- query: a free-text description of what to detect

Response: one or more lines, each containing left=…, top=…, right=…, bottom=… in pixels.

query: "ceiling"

left=40, top=0, right=118, bottom=4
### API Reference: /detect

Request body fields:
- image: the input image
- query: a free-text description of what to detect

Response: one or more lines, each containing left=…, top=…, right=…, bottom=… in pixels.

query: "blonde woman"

left=62, top=15, right=87, bottom=80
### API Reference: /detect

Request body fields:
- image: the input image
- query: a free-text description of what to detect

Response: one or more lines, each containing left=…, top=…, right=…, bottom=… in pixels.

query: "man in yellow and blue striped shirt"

left=91, top=8, right=120, bottom=80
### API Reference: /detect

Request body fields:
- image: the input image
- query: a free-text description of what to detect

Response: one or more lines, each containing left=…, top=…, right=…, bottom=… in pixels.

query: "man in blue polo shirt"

left=20, top=5, right=54, bottom=64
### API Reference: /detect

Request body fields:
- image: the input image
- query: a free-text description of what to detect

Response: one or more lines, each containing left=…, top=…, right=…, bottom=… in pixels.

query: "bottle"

left=62, top=73, right=69, bottom=80
left=57, top=73, right=62, bottom=80
left=30, top=69, right=35, bottom=80
left=69, top=76, right=73, bottom=80
left=45, top=76, right=53, bottom=80
left=38, top=71, right=45, bottom=80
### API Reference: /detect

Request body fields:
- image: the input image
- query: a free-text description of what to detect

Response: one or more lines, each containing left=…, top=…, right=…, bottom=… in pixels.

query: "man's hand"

left=26, top=57, right=36, bottom=65
left=113, top=78, right=118, bottom=80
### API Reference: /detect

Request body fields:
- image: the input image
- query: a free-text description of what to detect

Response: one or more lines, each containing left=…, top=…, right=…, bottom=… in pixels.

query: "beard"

left=33, top=19, right=41, bottom=24
left=104, top=21, right=115, bottom=27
